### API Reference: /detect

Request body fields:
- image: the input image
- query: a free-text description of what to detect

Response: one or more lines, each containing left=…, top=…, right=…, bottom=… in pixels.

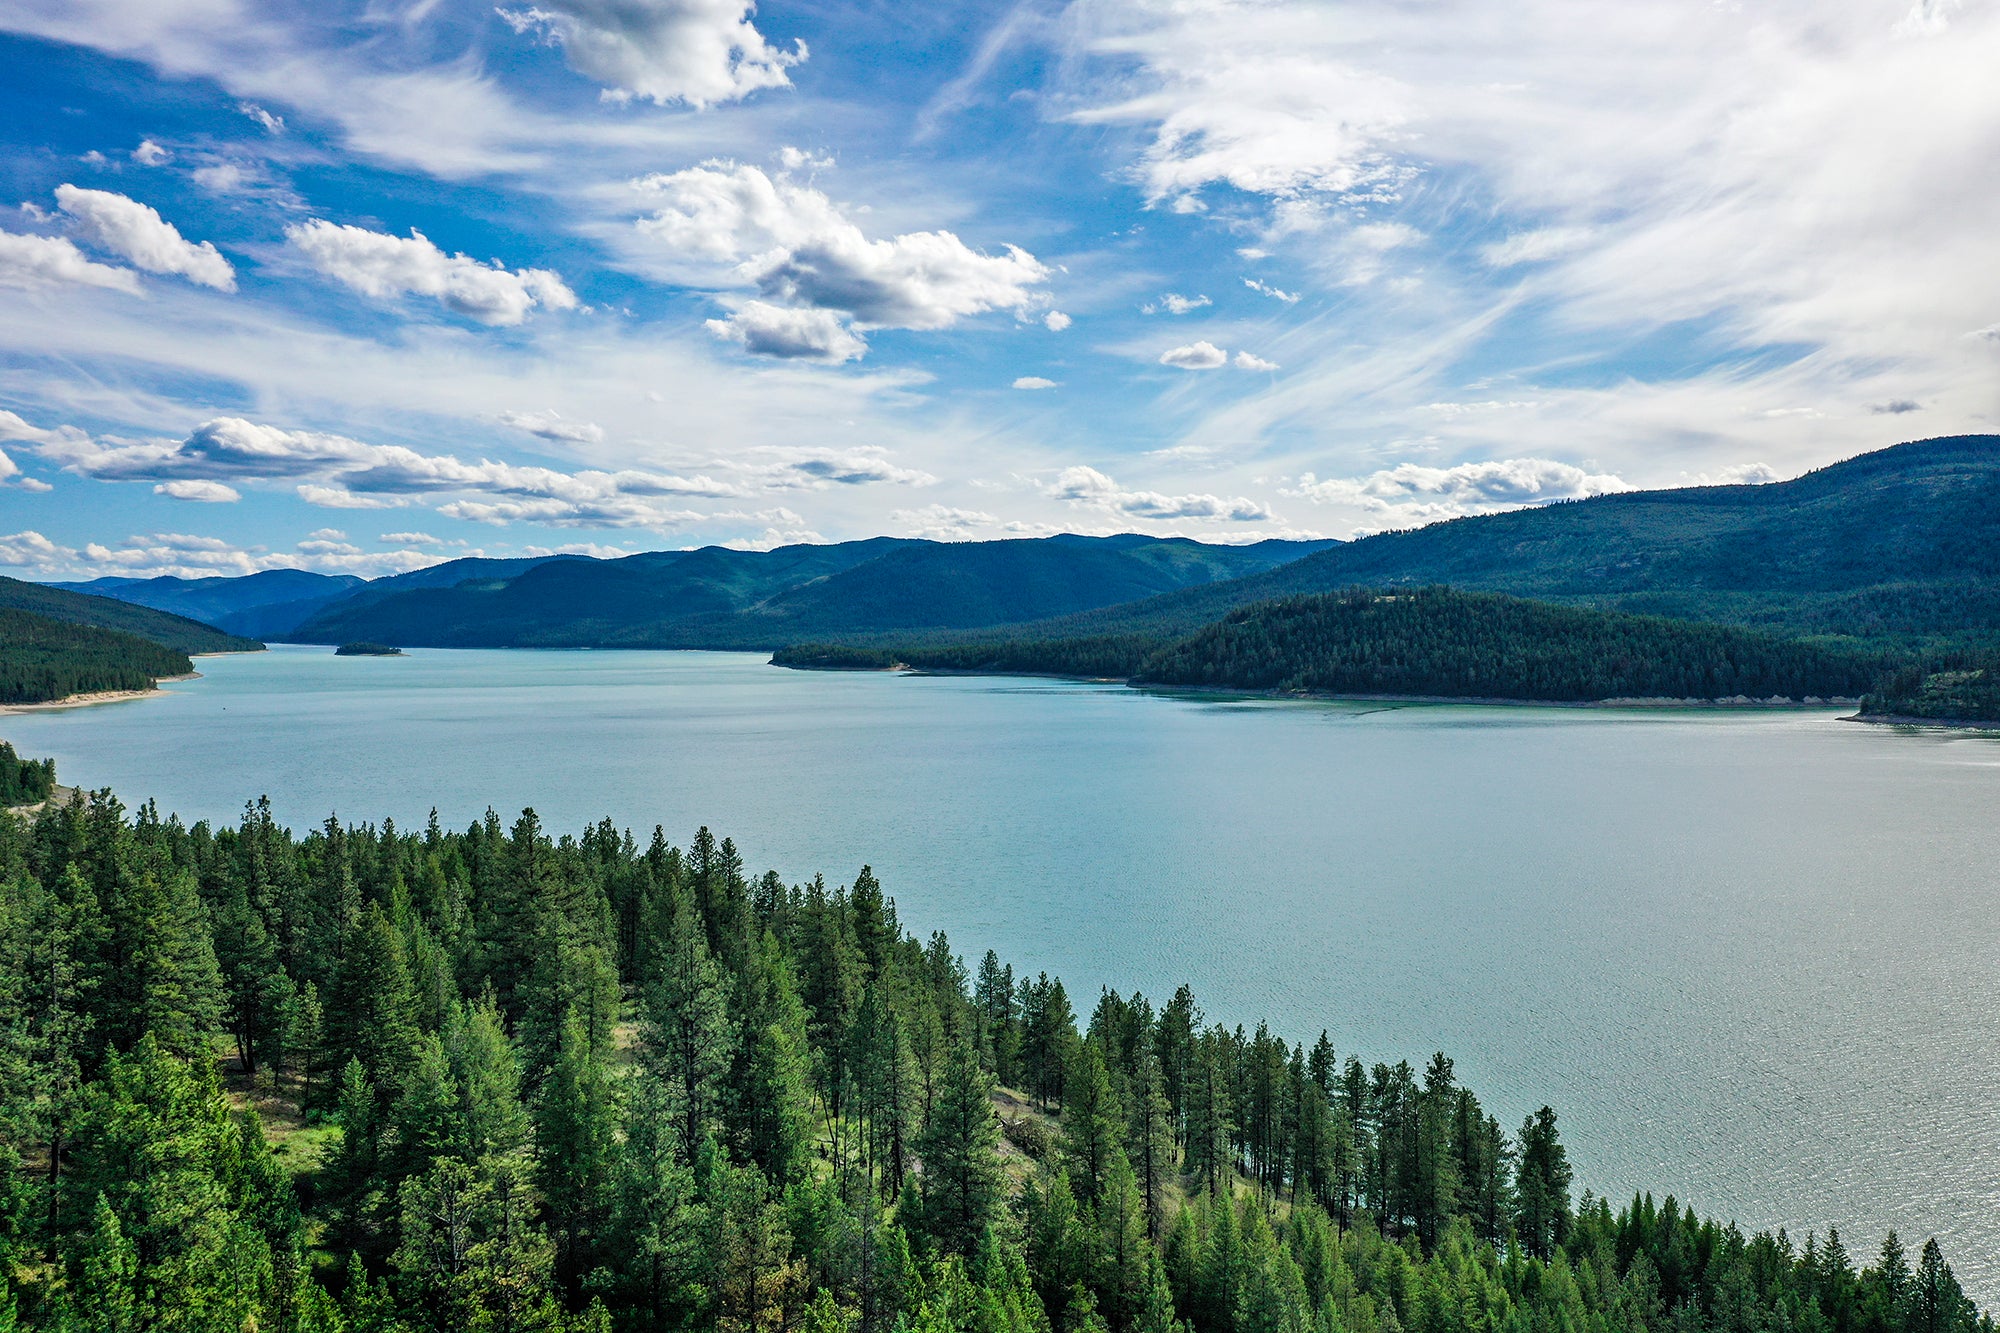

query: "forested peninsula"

left=777, top=589, right=1888, bottom=703
left=0, top=608, right=197, bottom=706
left=0, top=784, right=1984, bottom=1333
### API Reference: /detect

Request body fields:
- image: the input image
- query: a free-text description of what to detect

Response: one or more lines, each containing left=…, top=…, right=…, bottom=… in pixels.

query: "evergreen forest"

left=0, top=745, right=55, bottom=807
left=0, top=610, right=197, bottom=706
left=776, top=590, right=1890, bottom=703
left=0, top=784, right=1985, bottom=1333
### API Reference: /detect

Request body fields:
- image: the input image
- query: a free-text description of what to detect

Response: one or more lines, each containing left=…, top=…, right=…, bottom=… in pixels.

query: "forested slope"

left=290, top=536, right=1329, bottom=649
left=52, top=570, right=365, bottom=639
left=0, top=786, right=1984, bottom=1333
left=818, top=435, right=2000, bottom=662
left=1131, top=589, right=1885, bottom=700
left=0, top=607, right=198, bottom=703
left=0, top=576, right=261, bottom=656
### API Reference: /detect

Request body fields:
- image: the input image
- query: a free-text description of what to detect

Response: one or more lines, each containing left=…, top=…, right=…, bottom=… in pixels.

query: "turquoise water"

left=8, top=645, right=2000, bottom=1296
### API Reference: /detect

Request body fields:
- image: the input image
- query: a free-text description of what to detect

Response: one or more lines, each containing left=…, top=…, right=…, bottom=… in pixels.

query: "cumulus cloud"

left=1160, top=340, right=1228, bottom=369
left=1870, top=400, right=1923, bottom=415
left=1968, top=324, right=2000, bottom=342
left=23, top=412, right=747, bottom=531
left=286, top=220, right=577, bottom=325
left=1048, top=465, right=1272, bottom=522
left=380, top=531, right=443, bottom=545
left=763, top=447, right=936, bottom=489
left=499, top=409, right=605, bottom=443
left=0, top=530, right=70, bottom=566
left=0, top=229, right=140, bottom=293
left=153, top=479, right=241, bottom=502
left=1286, top=458, right=1629, bottom=523
left=893, top=504, right=999, bottom=538
left=705, top=301, right=867, bottom=362
left=1233, top=351, right=1279, bottom=372
left=1681, top=463, right=1781, bottom=487
left=1013, top=376, right=1057, bottom=390
left=1044, top=310, right=1072, bottom=331
left=54, top=185, right=235, bottom=290
left=0, top=525, right=445, bottom=580
left=1144, top=292, right=1210, bottom=315
left=498, top=0, right=805, bottom=108
left=635, top=161, right=1048, bottom=357
left=130, top=139, right=170, bottom=166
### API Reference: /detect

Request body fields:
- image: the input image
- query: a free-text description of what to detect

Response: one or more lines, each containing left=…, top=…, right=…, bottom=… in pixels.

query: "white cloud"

left=153, top=479, right=241, bottom=502
left=497, top=0, right=805, bottom=108
left=1480, top=226, right=1593, bottom=268
left=237, top=102, right=284, bottom=133
left=1013, top=376, right=1058, bottom=390
left=499, top=409, right=605, bottom=443
left=1233, top=351, right=1279, bottom=372
left=380, top=531, right=442, bottom=545
left=1242, top=277, right=1299, bottom=303
left=634, top=161, right=1049, bottom=351
left=1160, top=340, right=1228, bottom=369
left=0, top=530, right=68, bottom=566
left=26, top=413, right=746, bottom=531
left=1048, top=465, right=1272, bottom=522
left=1286, top=457, right=1629, bottom=523
left=763, top=447, right=936, bottom=489
left=286, top=220, right=577, bottom=325
left=705, top=301, right=867, bottom=362
left=1044, top=310, right=1072, bottom=331
left=1970, top=323, right=2000, bottom=342
left=130, top=139, right=170, bottom=166
left=0, top=229, right=140, bottom=293
left=55, top=185, right=235, bottom=290
left=191, top=164, right=252, bottom=194
left=1144, top=292, right=1210, bottom=315
left=1681, top=463, right=1780, bottom=487
left=893, top=504, right=999, bottom=538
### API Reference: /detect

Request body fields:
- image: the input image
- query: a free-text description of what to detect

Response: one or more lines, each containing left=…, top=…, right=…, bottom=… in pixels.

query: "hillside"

left=291, top=534, right=1332, bottom=648
left=809, top=434, right=2000, bottom=668
left=53, top=569, right=365, bottom=638
left=1131, top=588, right=1885, bottom=701
left=0, top=575, right=262, bottom=655
left=0, top=606, right=198, bottom=704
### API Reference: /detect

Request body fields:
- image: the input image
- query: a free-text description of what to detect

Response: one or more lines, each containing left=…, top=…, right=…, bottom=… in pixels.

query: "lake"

left=7, top=645, right=2000, bottom=1296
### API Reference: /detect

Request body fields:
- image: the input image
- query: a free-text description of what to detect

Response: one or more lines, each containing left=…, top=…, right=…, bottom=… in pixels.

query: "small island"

left=334, top=641, right=406, bottom=656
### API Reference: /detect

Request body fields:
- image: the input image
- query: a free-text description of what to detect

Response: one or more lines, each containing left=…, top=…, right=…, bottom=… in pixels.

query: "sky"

left=0, top=0, right=1996, bottom=580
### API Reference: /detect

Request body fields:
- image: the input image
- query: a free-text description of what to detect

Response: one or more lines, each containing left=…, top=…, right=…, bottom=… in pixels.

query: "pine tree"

left=73, top=1193, right=138, bottom=1333
left=1514, top=1106, right=1572, bottom=1261
left=535, top=1007, right=616, bottom=1288
left=1063, top=1041, right=1124, bottom=1207
left=909, top=1039, right=1004, bottom=1260
left=640, top=879, right=735, bottom=1164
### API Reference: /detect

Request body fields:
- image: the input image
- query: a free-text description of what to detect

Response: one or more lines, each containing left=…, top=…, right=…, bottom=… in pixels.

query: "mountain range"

left=32, top=434, right=2000, bottom=659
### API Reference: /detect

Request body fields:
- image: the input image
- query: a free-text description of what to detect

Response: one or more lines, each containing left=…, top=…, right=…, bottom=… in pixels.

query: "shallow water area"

left=8, top=645, right=2000, bottom=1298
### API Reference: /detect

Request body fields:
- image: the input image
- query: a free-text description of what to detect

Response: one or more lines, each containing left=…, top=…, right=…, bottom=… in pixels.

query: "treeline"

left=774, top=636, right=1160, bottom=679
left=777, top=590, right=1893, bottom=703
left=1862, top=660, right=2000, bottom=722
left=0, top=792, right=1985, bottom=1333
left=1132, top=589, right=1887, bottom=701
left=0, top=744, right=54, bottom=806
left=0, top=607, right=196, bottom=704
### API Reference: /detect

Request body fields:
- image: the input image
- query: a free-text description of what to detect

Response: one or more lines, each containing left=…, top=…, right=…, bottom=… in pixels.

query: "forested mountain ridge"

left=775, top=589, right=1891, bottom=701
left=818, top=435, right=2000, bottom=660
left=0, top=575, right=262, bottom=656
left=51, top=570, right=366, bottom=640
left=0, top=607, right=199, bottom=704
left=287, top=535, right=1332, bottom=649
left=0, top=785, right=1984, bottom=1333
left=1130, top=589, right=1886, bottom=701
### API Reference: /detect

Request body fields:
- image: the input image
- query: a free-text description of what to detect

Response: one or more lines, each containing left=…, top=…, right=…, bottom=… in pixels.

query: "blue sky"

left=0, top=0, right=1995, bottom=578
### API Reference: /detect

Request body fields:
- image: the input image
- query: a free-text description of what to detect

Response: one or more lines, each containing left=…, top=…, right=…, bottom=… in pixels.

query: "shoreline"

left=0, top=671, right=200, bottom=716
left=1842, top=712, right=2000, bottom=732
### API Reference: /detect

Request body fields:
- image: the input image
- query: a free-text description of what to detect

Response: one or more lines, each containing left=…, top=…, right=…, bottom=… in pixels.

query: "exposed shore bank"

left=0, top=671, right=199, bottom=716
